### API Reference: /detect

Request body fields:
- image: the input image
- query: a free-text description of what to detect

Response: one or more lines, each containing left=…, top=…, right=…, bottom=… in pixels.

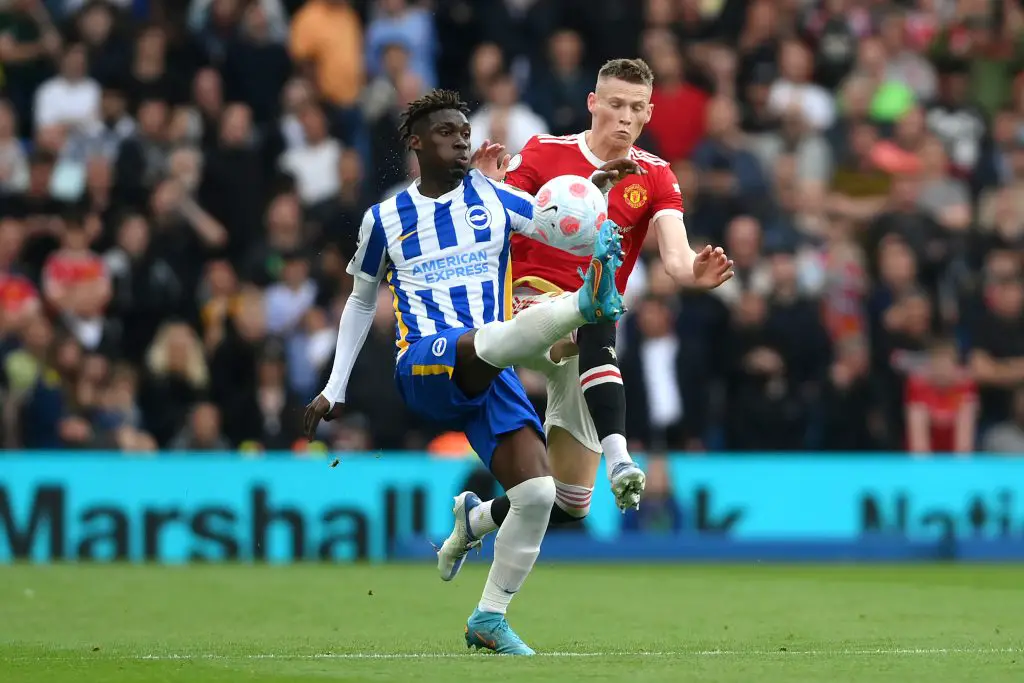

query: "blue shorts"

left=395, top=328, right=544, bottom=468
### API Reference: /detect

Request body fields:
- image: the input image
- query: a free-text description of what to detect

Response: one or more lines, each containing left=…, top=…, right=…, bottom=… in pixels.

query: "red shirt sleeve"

left=503, top=135, right=546, bottom=194
left=648, top=162, right=685, bottom=219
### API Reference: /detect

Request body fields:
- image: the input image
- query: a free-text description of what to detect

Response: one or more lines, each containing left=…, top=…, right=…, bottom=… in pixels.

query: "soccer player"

left=303, top=90, right=625, bottom=655
left=441, top=58, right=732, bottom=552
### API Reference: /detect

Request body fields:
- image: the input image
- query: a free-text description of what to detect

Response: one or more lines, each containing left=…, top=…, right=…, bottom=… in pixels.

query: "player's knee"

left=553, top=479, right=592, bottom=520
left=506, top=475, right=556, bottom=520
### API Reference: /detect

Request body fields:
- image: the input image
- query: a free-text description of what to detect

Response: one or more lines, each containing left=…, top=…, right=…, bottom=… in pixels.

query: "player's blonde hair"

left=597, top=58, right=655, bottom=87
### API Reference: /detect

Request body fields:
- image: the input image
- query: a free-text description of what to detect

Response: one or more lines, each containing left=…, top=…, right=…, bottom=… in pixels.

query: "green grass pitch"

left=2, top=563, right=1022, bottom=682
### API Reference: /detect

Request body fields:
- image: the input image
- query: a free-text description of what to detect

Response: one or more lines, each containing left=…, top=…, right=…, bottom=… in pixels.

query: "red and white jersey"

left=505, top=132, right=684, bottom=294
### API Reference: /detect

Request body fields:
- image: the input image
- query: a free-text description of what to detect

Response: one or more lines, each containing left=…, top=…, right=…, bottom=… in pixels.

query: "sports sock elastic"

left=478, top=477, right=555, bottom=614
left=552, top=479, right=592, bottom=520
left=473, top=294, right=583, bottom=369
left=576, top=321, right=633, bottom=476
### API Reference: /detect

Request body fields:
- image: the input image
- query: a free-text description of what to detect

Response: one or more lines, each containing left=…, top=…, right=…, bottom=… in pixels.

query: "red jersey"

left=43, top=250, right=108, bottom=292
left=905, top=372, right=977, bottom=452
left=506, top=132, right=684, bottom=294
left=0, top=274, right=39, bottom=315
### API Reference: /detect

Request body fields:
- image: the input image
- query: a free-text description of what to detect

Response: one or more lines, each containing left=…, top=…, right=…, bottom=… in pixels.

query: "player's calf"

left=576, top=319, right=645, bottom=511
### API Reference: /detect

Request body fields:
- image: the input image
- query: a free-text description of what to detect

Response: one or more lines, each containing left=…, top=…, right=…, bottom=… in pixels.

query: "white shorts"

left=513, top=287, right=601, bottom=454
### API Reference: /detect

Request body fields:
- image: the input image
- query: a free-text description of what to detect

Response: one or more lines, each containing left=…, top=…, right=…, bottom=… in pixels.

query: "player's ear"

left=587, top=92, right=597, bottom=115
left=645, top=103, right=654, bottom=125
left=408, top=134, right=422, bottom=152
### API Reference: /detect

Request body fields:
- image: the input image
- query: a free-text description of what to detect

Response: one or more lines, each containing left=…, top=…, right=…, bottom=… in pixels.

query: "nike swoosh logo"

left=398, top=231, right=416, bottom=242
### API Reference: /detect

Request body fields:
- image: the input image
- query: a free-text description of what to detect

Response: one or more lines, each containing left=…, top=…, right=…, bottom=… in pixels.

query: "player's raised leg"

left=576, top=321, right=645, bottom=510
left=463, top=219, right=624, bottom=392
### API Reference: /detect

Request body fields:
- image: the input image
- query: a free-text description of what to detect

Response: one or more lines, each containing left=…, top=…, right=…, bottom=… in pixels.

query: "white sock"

left=602, top=434, right=633, bottom=478
left=474, top=294, right=584, bottom=369
left=468, top=500, right=499, bottom=538
left=478, top=476, right=555, bottom=614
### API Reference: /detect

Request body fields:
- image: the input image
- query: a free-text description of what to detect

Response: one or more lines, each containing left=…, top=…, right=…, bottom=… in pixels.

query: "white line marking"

left=7, top=648, right=1023, bottom=662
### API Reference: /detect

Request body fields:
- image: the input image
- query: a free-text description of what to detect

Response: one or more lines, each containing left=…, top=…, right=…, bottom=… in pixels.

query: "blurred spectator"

left=621, top=294, right=702, bottom=451
left=905, top=338, right=977, bottom=454
left=279, top=103, right=341, bottom=210
left=74, top=0, right=127, bottom=86
left=802, top=0, right=858, bottom=91
left=365, top=0, right=436, bottom=89
left=34, top=42, right=100, bottom=132
left=125, top=23, right=187, bottom=107
left=41, top=211, right=115, bottom=354
left=645, top=40, right=708, bottom=164
left=169, top=400, right=231, bottom=450
left=140, top=321, right=209, bottom=445
left=690, top=98, right=769, bottom=242
left=526, top=29, right=590, bottom=137
left=469, top=71, right=546, bottom=154
left=724, top=290, right=808, bottom=451
left=751, top=104, right=833, bottom=212
left=820, top=335, right=880, bottom=451
left=0, top=0, right=64, bottom=137
left=983, top=388, right=1024, bottom=453
left=768, top=40, right=835, bottom=132
left=222, top=4, right=292, bottom=124
left=264, top=250, right=317, bottom=337
left=926, top=60, right=986, bottom=178
left=969, top=271, right=1024, bottom=427
left=114, top=97, right=170, bottom=207
left=189, top=0, right=289, bottom=45
left=879, top=8, right=937, bottom=102
left=197, top=103, right=262, bottom=256
left=253, top=345, right=304, bottom=449
left=289, top=0, right=364, bottom=134
left=104, top=213, right=184, bottom=362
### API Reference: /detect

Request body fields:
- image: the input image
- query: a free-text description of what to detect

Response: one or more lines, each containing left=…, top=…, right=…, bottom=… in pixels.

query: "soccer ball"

left=531, top=175, right=608, bottom=256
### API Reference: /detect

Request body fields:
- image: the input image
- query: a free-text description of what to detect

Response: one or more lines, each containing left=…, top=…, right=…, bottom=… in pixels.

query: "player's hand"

left=692, top=245, right=734, bottom=290
left=303, top=394, right=343, bottom=442
left=590, top=158, right=646, bottom=192
left=470, top=139, right=510, bottom=181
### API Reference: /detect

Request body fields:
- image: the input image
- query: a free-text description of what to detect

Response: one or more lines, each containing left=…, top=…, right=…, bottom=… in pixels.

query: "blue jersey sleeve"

left=346, top=206, right=389, bottom=282
left=483, top=175, right=537, bottom=236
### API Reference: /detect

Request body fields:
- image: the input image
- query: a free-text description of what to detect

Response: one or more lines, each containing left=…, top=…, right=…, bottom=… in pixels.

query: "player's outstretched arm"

left=654, top=213, right=733, bottom=290
left=304, top=208, right=388, bottom=440
left=303, top=276, right=379, bottom=440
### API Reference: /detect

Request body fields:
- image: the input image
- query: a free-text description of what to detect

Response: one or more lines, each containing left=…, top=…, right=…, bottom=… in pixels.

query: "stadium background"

left=1, top=0, right=1024, bottom=560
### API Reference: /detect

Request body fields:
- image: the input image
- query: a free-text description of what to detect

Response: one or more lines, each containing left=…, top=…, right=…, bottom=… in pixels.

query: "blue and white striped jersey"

left=347, top=169, right=538, bottom=355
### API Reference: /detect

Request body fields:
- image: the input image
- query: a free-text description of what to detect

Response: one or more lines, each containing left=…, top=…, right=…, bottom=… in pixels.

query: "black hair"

left=398, top=89, right=469, bottom=146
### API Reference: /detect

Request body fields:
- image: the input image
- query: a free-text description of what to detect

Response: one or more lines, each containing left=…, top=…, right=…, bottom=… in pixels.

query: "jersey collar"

left=576, top=132, right=608, bottom=169
left=408, top=172, right=472, bottom=203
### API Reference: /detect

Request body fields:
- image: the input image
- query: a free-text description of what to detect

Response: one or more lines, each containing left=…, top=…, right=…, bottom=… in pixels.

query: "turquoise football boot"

left=577, top=220, right=625, bottom=324
left=465, top=609, right=536, bottom=655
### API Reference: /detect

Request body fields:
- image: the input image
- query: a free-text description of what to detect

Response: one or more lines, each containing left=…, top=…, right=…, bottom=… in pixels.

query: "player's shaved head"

left=589, top=58, right=654, bottom=152
left=596, top=58, right=654, bottom=88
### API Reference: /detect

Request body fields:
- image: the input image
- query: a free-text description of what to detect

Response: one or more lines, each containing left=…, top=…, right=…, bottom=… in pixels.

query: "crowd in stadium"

left=0, top=0, right=1022, bottom=454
